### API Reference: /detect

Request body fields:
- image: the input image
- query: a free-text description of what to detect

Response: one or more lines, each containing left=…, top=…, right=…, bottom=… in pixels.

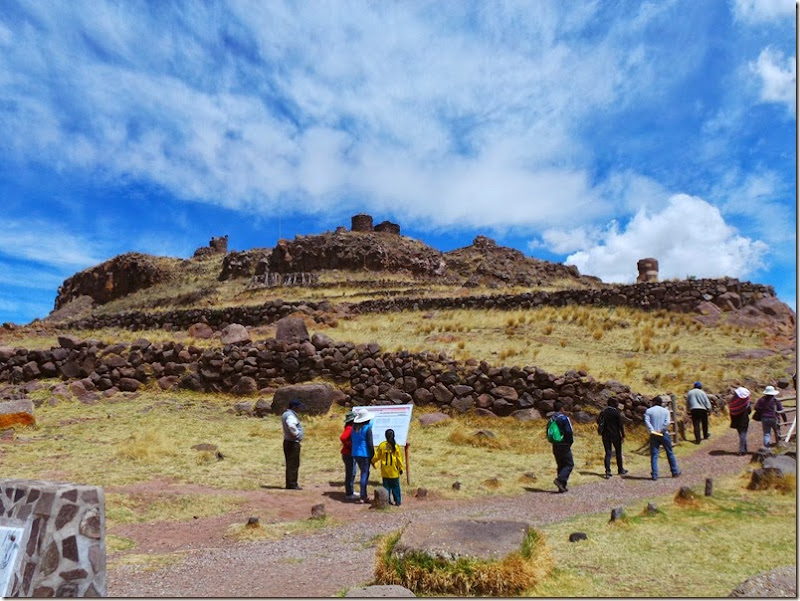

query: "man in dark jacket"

left=550, top=401, right=574, bottom=493
left=597, top=398, right=628, bottom=479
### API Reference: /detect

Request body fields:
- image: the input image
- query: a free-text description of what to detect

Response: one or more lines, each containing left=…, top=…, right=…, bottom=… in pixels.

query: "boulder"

left=232, top=376, right=258, bottom=396
left=762, top=454, right=796, bottom=477
left=188, top=322, right=214, bottom=339
left=220, top=324, right=251, bottom=345
left=418, top=412, right=450, bottom=426
left=275, top=317, right=310, bottom=342
left=0, top=399, right=35, bottom=428
left=392, top=519, right=531, bottom=561
left=272, top=383, right=334, bottom=416
left=511, top=408, right=541, bottom=421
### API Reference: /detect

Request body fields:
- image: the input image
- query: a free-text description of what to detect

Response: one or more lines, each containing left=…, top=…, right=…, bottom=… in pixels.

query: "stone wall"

left=1, top=479, right=105, bottom=597
left=57, top=278, right=777, bottom=332
left=351, top=214, right=374, bottom=232
left=0, top=335, right=657, bottom=423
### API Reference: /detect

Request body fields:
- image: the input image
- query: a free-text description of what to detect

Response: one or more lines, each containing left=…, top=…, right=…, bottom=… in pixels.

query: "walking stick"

left=404, top=442, right=410, bottom=485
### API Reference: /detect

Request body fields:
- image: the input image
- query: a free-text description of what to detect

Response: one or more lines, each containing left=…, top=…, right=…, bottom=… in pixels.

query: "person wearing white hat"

left=753, top=386, right=787, bottom=448
left=728, top=387, right=751, bottom=455
left=350, top=408, right=375, bottom=503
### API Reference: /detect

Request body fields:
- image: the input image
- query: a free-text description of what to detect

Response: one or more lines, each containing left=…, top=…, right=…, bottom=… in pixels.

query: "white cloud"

left=0, top=220, right=104, bottom=268
left=750, top=47, right=796, bottom=110
left=732, top=0, right=795, bottom=24
left=560, top=194, right=768, bottom=283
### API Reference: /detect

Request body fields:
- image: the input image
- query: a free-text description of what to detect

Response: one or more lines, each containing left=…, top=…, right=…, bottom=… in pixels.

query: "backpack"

left=546, top=416, right=564, bottom=444
left=596, top=410, right=606, bottom=435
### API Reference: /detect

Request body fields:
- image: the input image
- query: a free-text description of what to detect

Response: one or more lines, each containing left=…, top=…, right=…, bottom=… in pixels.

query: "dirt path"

left=106, top=428, right=776, bottom=597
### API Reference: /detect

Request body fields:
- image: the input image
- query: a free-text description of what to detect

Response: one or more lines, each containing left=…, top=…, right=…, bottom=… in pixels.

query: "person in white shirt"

left=281, top=399, right=304, bottom=489
left=643, top=397, right=681, bottom=481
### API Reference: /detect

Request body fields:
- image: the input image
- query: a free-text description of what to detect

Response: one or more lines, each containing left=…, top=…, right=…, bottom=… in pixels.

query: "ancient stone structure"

left=374, top=221, right=400, bottom=235
left=219, top=249, right=270, bottom=281
left=637, top=258, right=659, bottom=283
left=1, top=479, right=106, bottom=597
left=192, top=235, right=229, bottom=259
left=351, top=214, right=374, bottom=232
left=49, top=278, right=784, bottom=334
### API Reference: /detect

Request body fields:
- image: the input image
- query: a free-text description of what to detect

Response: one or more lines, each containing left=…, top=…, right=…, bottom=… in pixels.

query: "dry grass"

left=529, top=475, right=796, bottom=597
left=374, top=527, right=553, bottom=596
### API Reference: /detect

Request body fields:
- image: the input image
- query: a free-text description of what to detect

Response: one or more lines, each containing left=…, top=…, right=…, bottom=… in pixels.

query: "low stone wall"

left=55, top=277, right=776, bottom=332
left=1, top=479, right=105, bottom=597
left=0, top=335, right=652, bottom=423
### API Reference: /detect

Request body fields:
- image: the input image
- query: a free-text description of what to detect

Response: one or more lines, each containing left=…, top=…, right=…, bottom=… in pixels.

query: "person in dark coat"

left=596, top=398, right=628, bottom=478
left=728, top=387, right=751, bottom=455
left=550, top=401, right=574, bottom=493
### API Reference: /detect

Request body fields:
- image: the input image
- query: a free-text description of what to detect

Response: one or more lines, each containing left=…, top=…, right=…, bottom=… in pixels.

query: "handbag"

left=752, top=407, right=762, bottom=421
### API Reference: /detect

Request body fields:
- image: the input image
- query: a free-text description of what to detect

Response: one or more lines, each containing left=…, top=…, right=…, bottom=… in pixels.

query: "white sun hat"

left=762, top=385, right=779, bottom=396
left=353, top=407, right=374, bottom=423
left=734, top=387, right=750, bottom=399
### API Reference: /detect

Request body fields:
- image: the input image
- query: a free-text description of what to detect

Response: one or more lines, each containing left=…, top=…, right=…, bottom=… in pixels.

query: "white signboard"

left=0, top=525, right=24, bottom=597
left=355, top=404, right=414, bottom=447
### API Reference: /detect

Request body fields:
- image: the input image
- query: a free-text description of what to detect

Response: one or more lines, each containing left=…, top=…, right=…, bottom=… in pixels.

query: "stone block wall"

left=1, top=479, right=105, bottom=597
left=351, top=214, right=374, bottom=232
left=0, top=335, right=653, bottom=423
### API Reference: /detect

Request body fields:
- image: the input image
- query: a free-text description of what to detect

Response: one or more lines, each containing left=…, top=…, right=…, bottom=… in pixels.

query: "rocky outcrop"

left=54, top=253, right=177, bottom=309
left=444, top=236, right=592, bottom=287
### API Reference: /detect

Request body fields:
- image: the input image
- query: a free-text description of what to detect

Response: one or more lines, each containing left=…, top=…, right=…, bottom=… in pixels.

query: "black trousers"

left=283, top=440, right=301, bottom=488
left=602, top=435, right=624, bottom=473
left=552, top=444, right=574, bottom=484
left=691, top=409, right=709, bottom=442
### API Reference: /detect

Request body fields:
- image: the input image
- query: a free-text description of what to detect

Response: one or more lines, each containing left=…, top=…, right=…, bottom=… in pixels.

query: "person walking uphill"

left=372, top=428, right=404, bottom=506
left=548, top=401, right=574, bottom=493
left=350, top=408, right=375, bottom=503
left=644, top=397, right=681, bottom=481
left=687, top=382, right=712, bottom=444
left=596, top=398, right=628, bottom=479
left=753, top=386, right=787, bottom=448
left=281, top=399, right=304, bottom=490
left=340, top=411, right=357, bottom=500
left=728, top=387, right=751, bottom=455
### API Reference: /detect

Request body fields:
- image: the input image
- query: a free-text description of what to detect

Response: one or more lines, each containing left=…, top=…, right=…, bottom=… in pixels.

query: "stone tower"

left=636, top=258, right=659, bottom=283
left=351, top=213, right=374, bottom=232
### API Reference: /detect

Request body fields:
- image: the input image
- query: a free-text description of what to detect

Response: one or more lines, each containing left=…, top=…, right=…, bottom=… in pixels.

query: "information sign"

left=0, top=525, right=24, bottom=597
left=354, top=404, right=414, bottom=446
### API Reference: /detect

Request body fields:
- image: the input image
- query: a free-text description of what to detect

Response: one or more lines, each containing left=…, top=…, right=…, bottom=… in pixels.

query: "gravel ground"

left=107, top=427, right=794, bottom=597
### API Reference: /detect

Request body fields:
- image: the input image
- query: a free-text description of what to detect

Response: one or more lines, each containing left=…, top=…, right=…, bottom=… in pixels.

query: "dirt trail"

left=107, top=427, right=781, bottom=597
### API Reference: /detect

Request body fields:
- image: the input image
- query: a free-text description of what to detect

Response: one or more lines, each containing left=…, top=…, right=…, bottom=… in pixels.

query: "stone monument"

left=636, top=258, right=659, bottom=283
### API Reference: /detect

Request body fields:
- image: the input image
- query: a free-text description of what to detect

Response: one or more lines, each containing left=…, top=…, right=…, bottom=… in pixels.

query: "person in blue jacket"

left=350, top=407, right=375, bottom=503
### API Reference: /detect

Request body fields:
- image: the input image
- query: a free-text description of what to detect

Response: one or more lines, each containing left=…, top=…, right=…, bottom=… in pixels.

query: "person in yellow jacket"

left=372, top=429, right=404, bottom=506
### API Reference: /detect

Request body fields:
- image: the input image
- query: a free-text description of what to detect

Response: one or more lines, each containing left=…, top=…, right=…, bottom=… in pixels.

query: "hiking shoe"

left=619, top=469, right=629, bottom=476
left=553, top=478, right=567, bottom=493
left=345, top=494, right=359, bottom=501
left=603, top=473, right=611, bottom=479
left=672, top=471, right=682, bottom=478
left=652, top=476, right=658, bottom=481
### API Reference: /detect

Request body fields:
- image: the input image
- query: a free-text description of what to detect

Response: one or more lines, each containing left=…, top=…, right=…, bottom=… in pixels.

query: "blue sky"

left=0, top=0, right=796, bottom=325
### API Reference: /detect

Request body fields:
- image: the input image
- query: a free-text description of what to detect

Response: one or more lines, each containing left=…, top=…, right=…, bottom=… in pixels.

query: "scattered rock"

left=371, top=488, right=389, bottom=509
left=311, top=504, right=326, bottom=519
left=609, top=507, right=625, bottom=522
left=188, top=322, right=214, bottom=339
left=568, top=532, right=588, bottom=542
left=345, top=585, right=415, bottom=597
left=272, top=383, right=335, bottom=416
left=275, top=317, right=310, bottom=342
left=418, top=413, right=450, bottom=426
left=729, top=565, right=796, bottom=597
left=415, top=488, right=428, bottom=500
